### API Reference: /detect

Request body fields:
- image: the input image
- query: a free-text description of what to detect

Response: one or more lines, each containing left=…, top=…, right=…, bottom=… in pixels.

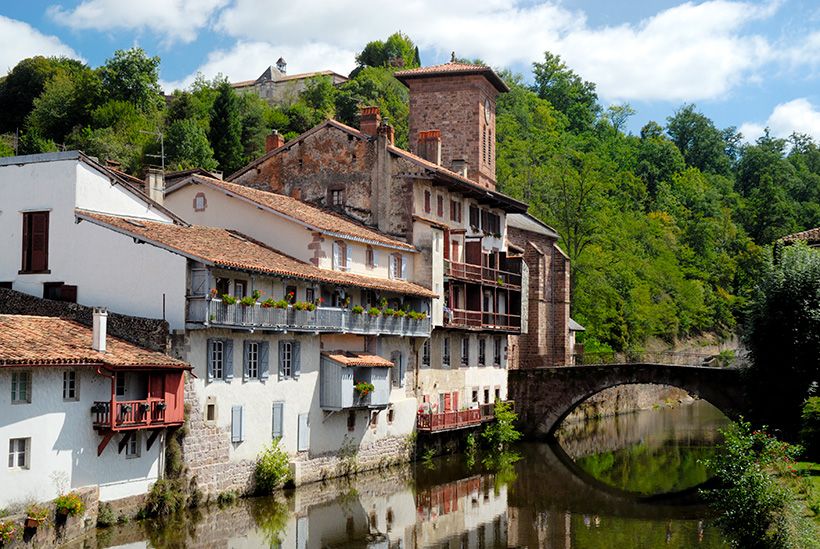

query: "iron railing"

left=445, top=260, right=522, bottom=289
left=444, top=308, right=521, bottom=332
left=92, top=399, right=167, bottom=428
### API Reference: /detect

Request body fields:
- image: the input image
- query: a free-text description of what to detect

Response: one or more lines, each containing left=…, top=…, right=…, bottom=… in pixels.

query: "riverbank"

left=796, top=461, right=820, bottom=525
left=563, top=384, right=693, bottom=424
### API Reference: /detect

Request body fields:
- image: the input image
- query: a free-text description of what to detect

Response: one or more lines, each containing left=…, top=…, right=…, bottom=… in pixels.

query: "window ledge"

left=18, top=269, right=51, bottom=275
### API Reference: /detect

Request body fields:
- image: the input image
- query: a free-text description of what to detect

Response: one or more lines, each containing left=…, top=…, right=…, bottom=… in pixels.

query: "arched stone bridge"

left=508, top=363, right=748, bottom=439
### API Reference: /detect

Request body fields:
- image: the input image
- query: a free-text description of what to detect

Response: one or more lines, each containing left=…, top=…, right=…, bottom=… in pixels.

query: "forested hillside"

left=2, top=33, right=819, bottom=352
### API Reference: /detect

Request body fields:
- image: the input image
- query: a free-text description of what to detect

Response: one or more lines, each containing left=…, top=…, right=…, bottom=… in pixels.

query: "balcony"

left=445, top=260, right=522, bottom=290
left=92, top=398, right=183, bottom=430
left=320, top=354, right=391, bottom=411
left=444, top=308, right=521, bottom=332
left=187, top=299, right=431, bottom=337
left=417, top=403, right=497, bottom=432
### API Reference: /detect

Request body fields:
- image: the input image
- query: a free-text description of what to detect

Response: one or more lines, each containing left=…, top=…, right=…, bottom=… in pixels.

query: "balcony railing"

left=444, top=308, right=521, bottom=332
left=92, top=399, right=170, bottom=429
left=188, top=299, right=431, bottom=337
left=417, top=403, right=498, bottom=432
left=445, top=260, right=522, bottom=289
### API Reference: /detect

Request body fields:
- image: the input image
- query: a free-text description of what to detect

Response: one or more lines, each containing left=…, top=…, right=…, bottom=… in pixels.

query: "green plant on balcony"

left=221, top=294, right=237, bottom=305
left=25, top=504, right=48, bottom=528
left=54, top=492, right=85, bottom=517
left=273, top=299, right=289, bottom=309
left=407, top=311, right=428, bottom=321
left=251, top=289, right=262, bottom=300
left=239, top=296, right=257, bottom=307
left=354, top=381, right=375, bottom=397
left=383, top=307, right=396, bottom=316
left=260, top=298, right=276, bottom=308
left=379, top=297, right=388, bottom=310
left=367, top=307, right=381, bottom=317
left=292, top=301, right=316, bottom=312
left=392, top=309, right=406, bottom=318
left=496, top=276, right=504, bottom=286
left=0, top=520, right=17, bottom=544
left=351, top=305, right=364, bottom=315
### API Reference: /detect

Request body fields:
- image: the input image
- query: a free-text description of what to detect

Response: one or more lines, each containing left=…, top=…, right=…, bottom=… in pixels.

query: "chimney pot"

left=359, top=106, right=381, bottom=136
left=92, top=308, right=108, bottom=353
left=377, top=119, right=395, bottom=145
left=265, top=130, right=285, bottom=152
left=417, top=130, right=442, bottom=165
left=452, top=158, right=469, bottom=178
left=144, top=168, right=165, bottom=205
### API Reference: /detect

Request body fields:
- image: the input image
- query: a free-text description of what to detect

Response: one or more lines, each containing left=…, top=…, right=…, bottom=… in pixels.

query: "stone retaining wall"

left=2, top=486, right=98, bottom=548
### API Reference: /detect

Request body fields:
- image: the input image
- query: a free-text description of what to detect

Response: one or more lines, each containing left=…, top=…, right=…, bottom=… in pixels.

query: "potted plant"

left=90, top=402, right=105, bottom=414
left=260, top=298, right=276, bottom=308
left=367, top=307, right=381, bottom=317
left=156, top=401, right=167, bottom=411
left=286, top=291, right=295, bottom=304
left=354, top=381, right=375, bottom=397
left=383, top=307, right=396, bottom=316
left=273, top=299, right=288, bottom=309
left=239, top=296, right=256, bottom=307
left=138, top=402, right=150, bottom=413
left=251, top=289, right=262, bottom=300
left=221, top=294, right=237, bottom=305
left=25, top=504, right=48, bottom=528
left=0, top=520, right=17, bottom=545
left=54, top=492, right=85, bottom=518
left=120, top=404, right=133, bottom=415
left=210, top=288, right=218, bottom=298
left=496, top=276, right=504, bottom=286
left=393, top=309, right=406, bottom=318
left=351, top=305, right=364, bottom=315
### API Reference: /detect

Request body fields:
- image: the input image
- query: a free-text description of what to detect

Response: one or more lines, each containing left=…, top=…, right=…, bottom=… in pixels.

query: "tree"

left=166, top=118, right=217, bottom=171
left=335, top=67, right=409, bottom=147
left=532, top=52, right=600, bottom=133
left=25, top=64, right=101, bottom=144
left=635, top=123, right=686, bottom=197
left=354, top=32, right=420, bottom=72
left=666, top=104, right=731, bottom=175
left=208, top=81, right=244, bottom=174
left=99, top=48, right=163, bottom=112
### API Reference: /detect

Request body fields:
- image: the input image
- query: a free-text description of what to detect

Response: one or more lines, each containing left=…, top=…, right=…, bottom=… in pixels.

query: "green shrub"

left=351, top=305, right=364, bottom=314
left=221, top=294, right=237, bottom=305
left=800, top=397, right=820, bottom=461
left=254, top=439, right=290, bottom=495
left=142, top=479, right=187, bottom=517
left=25, top=503, right=49, bottom=523
left=96, top=502, right=116, bottom=527
left=54, top=492, right=85, bottom=517
left=216, top=491, right=237, bottom=507
left=0, top=520, right=17, bottom=544
left=367, top=307, right=381, bottom=317
left=482, top=400, right=521, bottom=451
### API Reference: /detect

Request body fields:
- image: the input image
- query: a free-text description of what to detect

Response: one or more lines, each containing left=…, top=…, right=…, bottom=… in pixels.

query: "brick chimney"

left=417, top=130, right=442, bottom=165
left=378, top=119, right=395, bottom=145
left=144, top=168, right=165, bottom=205
left=265, top=130, right=285, bottom=152
left=360, top=106, right=381, bottom=136
left=92, top=307, right=107, bottom=353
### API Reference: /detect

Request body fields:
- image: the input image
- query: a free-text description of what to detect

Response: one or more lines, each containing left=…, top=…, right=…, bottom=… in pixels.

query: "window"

left=366, top=246, right=375, bottom=269
left=442, top=337, right=450, bottom=367
left=484, top=387, right=490, bottom=404
left=347, top=410, right=356, bottom=432
left=272, top=402, right=284, bottom=439
left=421, top=339, right=430, bottom=367
left=245, top=341, right=259, bottom=379
left=115, top=373, right=126, bottom=397
left=437, top=195, right=444, bottom=217
left=193, top=192, right=207, bottom=212
left=472, top=387, right=479, bottom=403
left=424, top=190, right=431, bottom=213
left=278, top=341, right=300, bottom=379
left=450, top=200, right=462, bottom=223
left=478, top=338, right=486, bottom=366
left=210, top=340, right=224, bottom=380
left=391, top=351, right=404, bottom=388
left=387, top=406, right=395, bottom=424
left=461, top=337, right=469, bottom=366
left=206, top=403, right=216, bottom=422
left=8, top=438, right=29, bottom=469
left=389, top=253, right=405, bottom=280
left=333, top=241, right=349, bottom=271
left=329, top=188, right=344, bottom=207
left=298, top=413, right=310, bottom=451
left=11, top=371, right=31, bottom=404
left=43, top=282, right=77, bottom=303
left=63, top=370, right=78, bottom=401
left=234, top=280, right=246, bottom=297
left=494, top=337, right=502, bottom=366
left=469, top=205, right=480, bottom=229
left=495, top=387, right=501, bottom=402
left=305, top=287, right=315, bottom=304
left=370, top=410, right=379, bottom=428
left=125, top=432, right=140, bottom=458
left=21, top=211, right=49, bottom=273
left=285, top=285, right=297, bottom=303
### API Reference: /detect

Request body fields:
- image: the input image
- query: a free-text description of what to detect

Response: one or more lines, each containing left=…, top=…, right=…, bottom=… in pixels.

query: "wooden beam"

left=97, top=431, right=114, bottom=456
left=117, top=431, right=132, bottom=454
left=146, top=429, right=162, bottom=452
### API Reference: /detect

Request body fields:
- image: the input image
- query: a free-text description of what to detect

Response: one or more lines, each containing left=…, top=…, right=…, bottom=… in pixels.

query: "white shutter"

left=400, top=255, right=406, bottom=280
left=332, top=242, right=340, bottom=270
left=272, top=402, right=284, bottom=439
left=231, top=405, right=244, bottom=442
left=297, top=413, right=310, bottom=451
left=345, top=243, right=352, bottom=271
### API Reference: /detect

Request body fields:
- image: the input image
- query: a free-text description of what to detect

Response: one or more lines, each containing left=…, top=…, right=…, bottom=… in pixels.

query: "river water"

left=78, top=399, right=731, bottom=548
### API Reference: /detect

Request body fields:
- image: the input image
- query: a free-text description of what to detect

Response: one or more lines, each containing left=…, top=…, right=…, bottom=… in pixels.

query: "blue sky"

left=2, top=0, right=820, bottom=140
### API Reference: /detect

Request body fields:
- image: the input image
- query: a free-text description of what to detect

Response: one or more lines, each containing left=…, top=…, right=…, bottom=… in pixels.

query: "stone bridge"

left=508, top=363, right=748, bottom=439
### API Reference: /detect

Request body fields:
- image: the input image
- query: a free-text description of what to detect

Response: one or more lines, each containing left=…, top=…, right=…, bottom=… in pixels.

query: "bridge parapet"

left=570, top=350, right=744, bottom=368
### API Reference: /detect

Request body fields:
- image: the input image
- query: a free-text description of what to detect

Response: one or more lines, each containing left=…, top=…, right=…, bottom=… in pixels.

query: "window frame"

left=460, top=336, right=469, bottom=366
left=125, top=432, right=141, bottom=459
left=329, top=188, right=344, bottom=207
left=424, top=190, right=431, bottom=213
left=211, top=340, right=224, bottom=380
left=115, top=373, right=126, bottom=397
left=11, top=371, right=32, bottom=404
left=62, top=370, right=79, bottom=401
left=421, top=339, right=431, bottom=367
left=281, top=341, right=293, bottom=378
left=478, top=338, right=486, bottom=366
left=8, top=438, right=30, bottom=469
left=246, top=341, right=259, bottom=379
left=493, top=337, right=502, bottom=366
left=437, top=194, right=444, bottom=217
left=20, top=211, right=50, bottom=274
left=442, top=337, right=450, bottom=368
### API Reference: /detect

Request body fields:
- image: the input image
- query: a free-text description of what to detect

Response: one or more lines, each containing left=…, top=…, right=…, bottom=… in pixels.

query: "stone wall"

left=0, top=288, right=168, bottom=352
left=562, top=384, right=691, bottom=423
left=2, top=486, right=98, bottom=549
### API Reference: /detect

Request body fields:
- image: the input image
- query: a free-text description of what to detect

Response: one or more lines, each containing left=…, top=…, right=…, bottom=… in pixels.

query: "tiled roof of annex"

left=322, top=351, right=394, bottom=367
left=0, top=315, right=189, bottom=369
left=394, top=61, right=509, bottom=92
left=170, top=175, right=416, bottom=251
left=76, top=210, right=436, bottom=298
left=781, top=227, right=820, bottom=245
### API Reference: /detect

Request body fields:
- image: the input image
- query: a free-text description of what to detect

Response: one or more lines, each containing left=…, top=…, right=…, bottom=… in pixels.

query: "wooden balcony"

left=417, top=403, right=497, bottom=432
left=187, top=299, right=431, bottom=337
left=445, top=260, right=522, bottom=289
left=443, top=308, right=521, bottom=332
left=92, top=399, right=183, bottom=430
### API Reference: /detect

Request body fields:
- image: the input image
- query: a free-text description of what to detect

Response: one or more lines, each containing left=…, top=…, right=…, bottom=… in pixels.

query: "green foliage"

left=666, top=104, right=733, bottom=176
left=254, top=439, right=291, bottom=495
left=142, top=478, right=188, bottom=518
left=800, top=397, right=820, bottom=461
left=54, top=491, right=85, bottom=517
left=701, top=420, right=820, bottom=548
left=532, top=52, right=600, bottom=133
left=25, top=503, right=49, bottom=522
left=99, top=48, right=162, bottom=112
left=745, top=244, right=820, bottom=433
left=208, top=81, right=244, bottom=174
left=0, top=519, right=17, bottom=544
left=335, top=66, right=410, bottom=147
left=96, top=502, right=116, bottom=527
left=354, top=32, right=420, bottom=72
left=481, top=400, right=521, bottom=451
left=166, top=118, right=217, bottom=171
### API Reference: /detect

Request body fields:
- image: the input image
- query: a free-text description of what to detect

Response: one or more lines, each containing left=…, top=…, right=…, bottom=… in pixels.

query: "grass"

left=795, top=461, right=820, bottom=524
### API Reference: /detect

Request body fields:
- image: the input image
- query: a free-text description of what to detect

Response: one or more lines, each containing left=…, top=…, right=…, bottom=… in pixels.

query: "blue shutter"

left=297, top=413, right=310, bottom=451
left=206, top=339, right=214, bottom=382
left=224, top=339, right=234, bottom=382
left=278, top=341, right=285, bottom=380
left=272, top=402, right=284, bottom=439
left=399, top=353, right=405, bottom=387
left=242, top=341, right=250, bottom=381
left=259, top=341, right=270, bottom=381
left=292, top=341, right=301, bottom=379
left=231, top=405, right=243, bottom=442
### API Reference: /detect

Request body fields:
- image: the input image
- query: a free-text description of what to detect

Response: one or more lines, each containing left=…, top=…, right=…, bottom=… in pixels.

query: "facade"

left=232, top=60, right=348, bottom=106
left=0, top=313, right=189, bottom=507
left=228, top=61, right=532, bottom=434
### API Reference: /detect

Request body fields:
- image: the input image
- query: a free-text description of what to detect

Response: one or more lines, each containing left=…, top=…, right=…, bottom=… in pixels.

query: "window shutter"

left=292, top=341, right=301, bottom=379
left=372, top=250, right=378, bottom=268
left=400, top=255, right=406, bottom=280
left=231, top=405, right=244, bottom=442
left=206, top=339, right=214, bottom=382
left=259, top=341, right=270, bottom=381
left=31, top=212, right=49, bottom=272
left=399, top=354, right=406, bottom=387
left=21, top=213, right=30, bottom=271
left=345, top=244, right=352, bottom=271
left=242, top=341, right=250, bottom=381
left=332, top=242, right=340, bottom=270
left=224, top=339, right=234, bottom=382
left=272, top=402, right=284, bottom=439
left=297, top=413, right=310, bottom=451
left=278, top=341, right=285, bottom=380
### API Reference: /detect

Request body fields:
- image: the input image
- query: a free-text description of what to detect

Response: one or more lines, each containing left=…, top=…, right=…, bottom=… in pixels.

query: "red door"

left=444, top=392, right=452, bottom=412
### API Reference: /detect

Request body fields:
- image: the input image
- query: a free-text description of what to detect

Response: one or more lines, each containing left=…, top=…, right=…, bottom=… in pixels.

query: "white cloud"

left=48, top=0, right=229, bottom=45
left=740, top=98, right=820, bottom=142
left=0, top=16, right=81, bottom=73
left=160, top=41, right=357, bottom=92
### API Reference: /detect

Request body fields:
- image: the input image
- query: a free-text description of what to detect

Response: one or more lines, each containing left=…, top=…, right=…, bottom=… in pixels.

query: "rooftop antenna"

left=451, top=51, right=456, bottom=63
left=140, top=129, right=165, bottom=172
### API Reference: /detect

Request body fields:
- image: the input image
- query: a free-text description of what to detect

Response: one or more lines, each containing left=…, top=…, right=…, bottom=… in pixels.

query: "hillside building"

left=231, top=59, right=348, bottom=106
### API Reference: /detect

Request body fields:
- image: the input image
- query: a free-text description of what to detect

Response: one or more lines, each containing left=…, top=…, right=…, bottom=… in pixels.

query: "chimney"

left=144, top=168, right=165, bottom=205
left=266, top=130, right=285, bottom=152
left=359, top=106, right=381, bottom=136
left=377, top=119, right=395, bottom=145
left=417, top=130, right=442, bottom=165
left=92, top=308, right=108, bottom=353
left=451, top=158, right=469, bottom=178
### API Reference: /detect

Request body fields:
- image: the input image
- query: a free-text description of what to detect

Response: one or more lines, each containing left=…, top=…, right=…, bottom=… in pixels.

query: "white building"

left=0, top=313, right=189, bottom=508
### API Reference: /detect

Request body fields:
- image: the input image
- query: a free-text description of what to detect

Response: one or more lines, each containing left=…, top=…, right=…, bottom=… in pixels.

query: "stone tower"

left=395, top=60, right=509, bottom=190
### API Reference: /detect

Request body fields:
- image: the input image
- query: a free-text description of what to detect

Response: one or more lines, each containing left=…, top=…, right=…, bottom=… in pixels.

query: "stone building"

left=232, top=59, right=348, bottom=106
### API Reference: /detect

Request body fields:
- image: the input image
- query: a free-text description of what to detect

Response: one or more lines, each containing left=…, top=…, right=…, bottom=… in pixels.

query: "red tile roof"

left=394, top=62, right=509, bottom=92
left=173, top=175, right=416, bottom=251
left=0, top=315, right=188, bottom=369
left=77, top=210, right=436, bottom=298
left=322, top=351, right=394, bottom=367
left=782, top=227, right=820, bottom=244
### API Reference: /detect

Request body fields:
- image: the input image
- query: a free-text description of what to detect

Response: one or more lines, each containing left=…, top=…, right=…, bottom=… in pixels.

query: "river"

left=73, top=399, right=731, bottom=548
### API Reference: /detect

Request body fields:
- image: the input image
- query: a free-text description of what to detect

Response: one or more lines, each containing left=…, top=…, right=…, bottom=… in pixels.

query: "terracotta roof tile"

left=782, top=227, right=820, bottom=244
left=322, top=351, right=394, bottom=367
left=0, top=315, right=188, bottom=369
left=394, top=62, right=509, bottom=92
left=178, top=175, right=415, bottom=251
left=77, top=210, right=436, bottom=298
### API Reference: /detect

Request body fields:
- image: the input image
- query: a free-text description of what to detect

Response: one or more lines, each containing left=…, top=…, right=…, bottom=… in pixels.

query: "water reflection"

left=76, top=402, right=730, bottom=548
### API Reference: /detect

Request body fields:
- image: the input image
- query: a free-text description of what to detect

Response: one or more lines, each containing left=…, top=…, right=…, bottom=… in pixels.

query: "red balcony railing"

left=444, top=308, right=521, bottom=332
left=92, top=399, right=171, bottom=429
left=417, top=403, right=498, bottom=432
left=445, top=260, right=522, bottom=289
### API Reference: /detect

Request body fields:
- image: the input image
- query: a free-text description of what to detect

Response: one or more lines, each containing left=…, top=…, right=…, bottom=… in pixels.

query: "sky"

left=2, top=0, right=820, bottom=141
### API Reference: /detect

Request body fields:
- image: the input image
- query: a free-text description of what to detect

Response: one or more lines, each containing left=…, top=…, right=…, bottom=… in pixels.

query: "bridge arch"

left=508, top=364, right=747, bottom=439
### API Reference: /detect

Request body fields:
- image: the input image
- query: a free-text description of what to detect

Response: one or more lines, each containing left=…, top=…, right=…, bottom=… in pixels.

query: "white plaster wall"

left=74, top=163, right=168, bottom=221
left=0, top=368, right=161, bottom=508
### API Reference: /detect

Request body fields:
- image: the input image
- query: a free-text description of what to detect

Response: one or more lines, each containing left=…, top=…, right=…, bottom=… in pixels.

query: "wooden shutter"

left=206, top=339, right=214, bottom=382
left=242, top=341, right=250, bottom=381
left=345, top=244, right=352, bottom=271
left=398, top=352, right=405, bottom=387
left=30, top=212, right=49, bottom=272
left=190, top=267, right=208, bottom=296
left=259, top=341, right=270, bottom=381
left=272, top=402, right=284, bottom=439
left=292, top=341, right=301, bottom=379
left=224, top=339, right=234, bottom=382
left=444, top=392, right=452, bottom=412
left=297, top=413, right=310, bottom=451
left=278, top=341, right=285, bottom=380
left=231, top=405, right=244, bottom=442
left=400, top=255, right=406, bottom=280
left=453, top=391, right=459, bottom=410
